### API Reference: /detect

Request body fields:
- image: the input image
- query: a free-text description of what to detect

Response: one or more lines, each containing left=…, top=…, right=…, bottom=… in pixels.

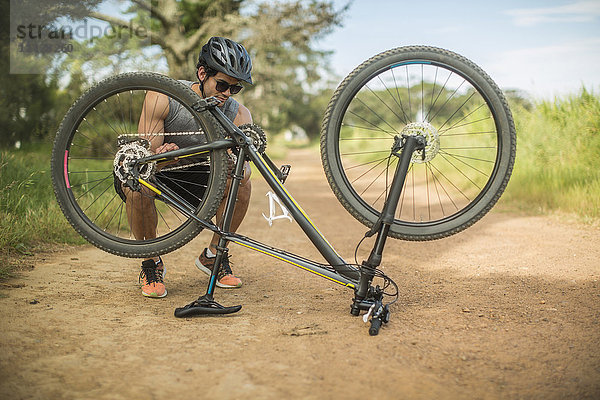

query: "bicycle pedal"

left=279, top=164, right=291, bottom=183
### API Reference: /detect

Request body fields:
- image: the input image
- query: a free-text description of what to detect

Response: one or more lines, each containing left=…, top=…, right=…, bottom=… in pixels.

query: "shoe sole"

left=195, top=257, right=242, bottom=289
left=142, top=289, right=167, bottom=298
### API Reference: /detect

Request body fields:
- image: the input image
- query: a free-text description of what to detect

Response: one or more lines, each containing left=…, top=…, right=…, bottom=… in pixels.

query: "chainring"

left=239, top=123, right=267, bottom=153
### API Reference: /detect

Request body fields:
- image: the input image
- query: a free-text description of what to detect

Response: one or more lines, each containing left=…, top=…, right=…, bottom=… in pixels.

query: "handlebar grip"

left=369, top=317, right=382, bottom=336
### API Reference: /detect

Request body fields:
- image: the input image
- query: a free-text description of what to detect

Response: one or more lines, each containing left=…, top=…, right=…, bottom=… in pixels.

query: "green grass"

left=0, top=143, right=85, bottom=278
left=502, top=88, right=600, bottom=223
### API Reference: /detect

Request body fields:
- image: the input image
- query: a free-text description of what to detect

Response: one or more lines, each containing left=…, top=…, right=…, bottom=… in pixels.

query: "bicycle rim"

left=51, top=73, right=228, bottom=257
left=321, top=46, right=516, bottom=240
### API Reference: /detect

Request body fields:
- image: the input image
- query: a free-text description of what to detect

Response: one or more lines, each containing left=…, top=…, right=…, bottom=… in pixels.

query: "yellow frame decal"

left=233, top=240, right=355, bottom=289
left=138, top=178, right=161, bottom=195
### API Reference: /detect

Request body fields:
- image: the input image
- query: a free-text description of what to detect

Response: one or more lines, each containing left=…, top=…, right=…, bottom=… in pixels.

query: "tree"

left=81, top=0, right=349, bottom=137
left=232, top=1, right=346, bottom=136
left=0, top=0, right=103, bottom=148
left=88, top=0, right=245, bottom=79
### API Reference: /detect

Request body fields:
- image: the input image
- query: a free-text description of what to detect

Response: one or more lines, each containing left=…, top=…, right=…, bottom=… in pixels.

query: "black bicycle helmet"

left=198, top=37, right=253, bottom=84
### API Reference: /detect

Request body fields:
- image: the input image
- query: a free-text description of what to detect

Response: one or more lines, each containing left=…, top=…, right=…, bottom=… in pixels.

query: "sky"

left=318, top=0, right=600, bottom=100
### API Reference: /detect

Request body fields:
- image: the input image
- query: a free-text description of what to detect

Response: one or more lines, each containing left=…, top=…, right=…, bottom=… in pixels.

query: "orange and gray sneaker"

left=195, top=248, right=242, bottom=288
left=139, top=257, right=166, bottom=298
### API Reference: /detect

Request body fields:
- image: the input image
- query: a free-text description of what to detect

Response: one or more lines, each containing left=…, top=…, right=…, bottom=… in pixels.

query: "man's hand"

left=154, top=142, right=179, bottom=170
left=155, top=142, right=179, bottom=154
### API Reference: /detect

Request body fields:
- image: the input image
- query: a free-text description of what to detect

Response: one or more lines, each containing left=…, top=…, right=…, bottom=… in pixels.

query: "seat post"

left=205, top=147, right=247, bottom=297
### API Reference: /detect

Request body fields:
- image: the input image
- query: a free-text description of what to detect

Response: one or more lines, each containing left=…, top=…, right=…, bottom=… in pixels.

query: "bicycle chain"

left=115, top=124, right=267, bottom=173
left=117, top=131, right=205, bottom=139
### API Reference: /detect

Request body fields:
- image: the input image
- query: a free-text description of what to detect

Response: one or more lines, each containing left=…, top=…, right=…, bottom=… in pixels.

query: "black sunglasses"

left=214, top=79, right=243, bottom=95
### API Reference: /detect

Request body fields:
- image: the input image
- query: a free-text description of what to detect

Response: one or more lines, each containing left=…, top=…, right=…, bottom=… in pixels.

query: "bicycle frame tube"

left=211, top=106, right=360, bottom=280
left=225, top=233, right=356, bottom=288
left=136, top=126, right=359, bottom=287
left=145, top=163, right=357, bottom=288
left=137, top=138, right=235, bottom=165
left=226, top=144, right=359, bottom=284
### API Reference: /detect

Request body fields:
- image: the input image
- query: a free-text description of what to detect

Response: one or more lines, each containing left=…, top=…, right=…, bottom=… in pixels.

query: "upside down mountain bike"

left=51, top=46, right=516, bottom=335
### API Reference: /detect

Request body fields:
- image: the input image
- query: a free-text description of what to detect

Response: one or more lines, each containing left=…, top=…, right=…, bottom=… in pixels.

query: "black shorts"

left=114, top=164, right=211, bottom=209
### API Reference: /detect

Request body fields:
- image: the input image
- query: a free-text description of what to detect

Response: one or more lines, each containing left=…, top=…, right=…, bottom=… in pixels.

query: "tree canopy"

left=1, top=0, right=350, bottom=148
left=66, top=0, right=349, bottom=137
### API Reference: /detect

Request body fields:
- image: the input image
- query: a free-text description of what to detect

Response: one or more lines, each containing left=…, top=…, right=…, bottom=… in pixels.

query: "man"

left=124, top=37, right=253, bottom=298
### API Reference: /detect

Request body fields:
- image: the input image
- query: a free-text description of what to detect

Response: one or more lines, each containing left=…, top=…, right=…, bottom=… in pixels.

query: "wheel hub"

left=400, top=122, right=440, bottom=163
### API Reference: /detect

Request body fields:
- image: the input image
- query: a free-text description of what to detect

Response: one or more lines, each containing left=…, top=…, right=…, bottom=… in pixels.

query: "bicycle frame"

left=130, top=97, right=423, bottom=331
left=136, top=112, right=360, bottom=290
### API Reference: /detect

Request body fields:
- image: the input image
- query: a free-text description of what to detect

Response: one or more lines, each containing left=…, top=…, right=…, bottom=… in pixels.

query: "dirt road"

left=1, top=148, right=599, bottom=400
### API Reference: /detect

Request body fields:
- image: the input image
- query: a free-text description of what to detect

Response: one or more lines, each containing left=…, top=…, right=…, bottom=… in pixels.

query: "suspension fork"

left=351, top=134, right=426, bottom=315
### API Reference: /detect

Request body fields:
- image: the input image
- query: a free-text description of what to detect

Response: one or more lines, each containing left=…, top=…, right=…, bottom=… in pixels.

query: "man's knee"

left=238, top=179, right=251, bottom=202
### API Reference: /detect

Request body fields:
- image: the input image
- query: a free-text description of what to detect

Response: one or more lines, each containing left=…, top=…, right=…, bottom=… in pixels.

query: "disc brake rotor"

left=400, top=122, right=440, bottom=163
left=113, top=140, right=155, bottom=183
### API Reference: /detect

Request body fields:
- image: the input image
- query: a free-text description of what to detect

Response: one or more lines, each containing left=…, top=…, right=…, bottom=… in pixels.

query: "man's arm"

left=138, top=91, right=177, bottom=154
left=233, top=103, right=252, bottom=127
left=232, top=103, right=253, bottom=182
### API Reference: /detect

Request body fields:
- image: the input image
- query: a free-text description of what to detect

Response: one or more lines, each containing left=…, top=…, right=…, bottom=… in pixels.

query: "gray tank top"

left=163, top=80, right=239, bottom=147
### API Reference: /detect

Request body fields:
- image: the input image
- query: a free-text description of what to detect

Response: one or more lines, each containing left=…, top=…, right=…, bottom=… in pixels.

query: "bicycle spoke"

left=438, top=150, right=495, bottom=164
left=424, top=71, right=453, bottom=122
left=425, top=163, right=431, bottom=220
left=93, top=191, right=120, bottom=225
left=350, top=156, right=390, bottom=184
left=441, top=131, right=496, bottom=137
left=442, top=151, right=490, bottom=176
left=69, top=176, right=113, bottom=189
left=155, top=204, right=172, bottom=234
left=405, top=66, right=411, bottom=117
left=359, top=163, right=389, bottom=196
left=374, top=75, right=408, bottom=125
left=345, top=155, right=392, bottom=171
left=438, top=153, right=482, bottom=190
left=443, top=146, right=496, bottom=150
left=340, top=136, right=391, bottom=141
left=82, top=181, right=116, bottom=213
left=341, top=149, right=392, bottom=156
left=352, top=95, right=402, bottom=135
left=341, top=122, right=397, bottom=137
left=68, top=156, right=114, bottom=160
left=69, top=170, right=113, bottom=174
left=74, top=173, right=113, bottom=201
left=437, top=91, right=476, bottom=131
left=427, top=79, right=466, bottom=123
left=427, top=162, right=447, bottom=216
left=428, top=162, right=470, bottom=202
left=438, top=105, right=489, bottom=133
left=390, top=67, right=411, bottom=123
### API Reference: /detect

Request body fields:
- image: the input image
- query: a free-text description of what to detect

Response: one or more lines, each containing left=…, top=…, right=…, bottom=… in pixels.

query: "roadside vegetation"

left=503, top=88, right=600, bottom=222
left=0, top=144, right=86, bottom=278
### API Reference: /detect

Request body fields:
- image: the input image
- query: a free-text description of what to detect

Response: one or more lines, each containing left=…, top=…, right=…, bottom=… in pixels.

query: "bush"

left=504, top=88, right=600, bottom=222
left=0, top=143, right=85, bottom=277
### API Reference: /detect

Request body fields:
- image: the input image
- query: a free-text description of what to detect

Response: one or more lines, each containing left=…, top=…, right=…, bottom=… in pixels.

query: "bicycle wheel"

left=321, top=46, right=516, bottom=240
left=51, top=72, right=229, bottom=257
